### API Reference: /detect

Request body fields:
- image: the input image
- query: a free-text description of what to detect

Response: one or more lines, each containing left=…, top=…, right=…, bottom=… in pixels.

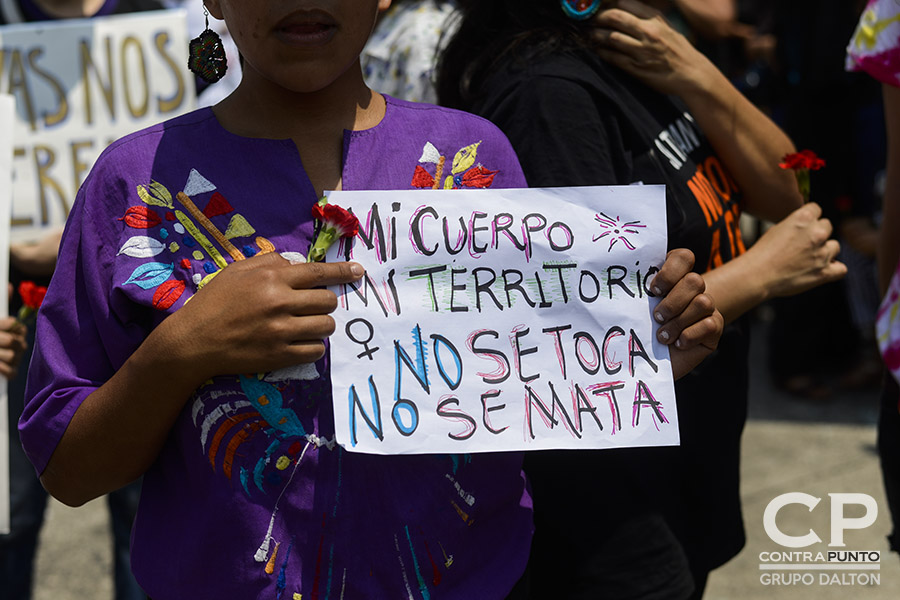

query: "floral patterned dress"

left=848, top=0, right=900, bottom=384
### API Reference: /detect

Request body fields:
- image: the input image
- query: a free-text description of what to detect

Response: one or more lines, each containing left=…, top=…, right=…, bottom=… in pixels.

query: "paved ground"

left=29, top=316, right=898, bottom=600
left=704, top=313, right=896, bottom=599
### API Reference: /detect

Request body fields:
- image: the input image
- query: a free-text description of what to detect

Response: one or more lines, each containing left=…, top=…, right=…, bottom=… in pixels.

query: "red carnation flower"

left=19, top=281, right=47, bottom=310
left=11, top=280, right=48, bottom=330
left=779, top=149, right=826, bottom=171
left=311, top=202, right=360, bottom=238
left=779, top=149, right=825, bottom=202
left=308, top=198, right=361, bottom=262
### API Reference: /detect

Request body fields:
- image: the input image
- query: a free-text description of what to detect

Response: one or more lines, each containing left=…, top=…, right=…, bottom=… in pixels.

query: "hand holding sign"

left=649, top=248, right=723, bottom=379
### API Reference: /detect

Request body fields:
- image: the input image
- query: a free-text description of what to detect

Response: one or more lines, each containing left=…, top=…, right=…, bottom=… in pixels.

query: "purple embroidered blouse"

left=21, top=97, right=532, bottom=599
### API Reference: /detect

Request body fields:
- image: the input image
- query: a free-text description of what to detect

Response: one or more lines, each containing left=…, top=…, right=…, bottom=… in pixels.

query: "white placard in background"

left=1, top=92, right=15, bottom=534
left=326, top=185, right=677, bottom=455
left=0, top=9, right=196, bottom=243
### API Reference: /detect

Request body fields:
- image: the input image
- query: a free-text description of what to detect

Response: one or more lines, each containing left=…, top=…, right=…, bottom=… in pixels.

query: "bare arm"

left=3, top=230, right=62, bottom=380
left=39, top=254, right=364, bottom=506
left=593, top=0, right=803, bottom=222
left=670, top=0, right=736, bottom=40
left=10, top=229, right=63, bottom=277
left=588, top=1, right=846, bottom=323
left=880, top=83, right=900, bottom=295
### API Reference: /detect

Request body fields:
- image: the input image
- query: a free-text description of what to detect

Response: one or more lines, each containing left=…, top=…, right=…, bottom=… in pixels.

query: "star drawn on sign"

left=592, top=212, right=647, bottom=251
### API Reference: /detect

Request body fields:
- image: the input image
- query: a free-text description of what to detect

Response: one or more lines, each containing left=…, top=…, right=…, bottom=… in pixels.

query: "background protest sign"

left=0, top=9, right=196, bottom=242
left=327, top=185, right=677, bottom=455
left=1, top=93, right=13, bottom=532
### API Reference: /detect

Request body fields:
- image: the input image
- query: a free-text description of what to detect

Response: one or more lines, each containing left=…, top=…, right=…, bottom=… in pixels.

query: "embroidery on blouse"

left=411, top=141, right=500, bottom=190
left=120, top=169, right=281, bottom=309
left=116, top=168, right=492, bottom=596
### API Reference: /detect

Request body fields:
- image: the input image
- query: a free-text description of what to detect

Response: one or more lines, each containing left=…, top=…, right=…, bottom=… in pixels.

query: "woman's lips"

left=275, top=12, right=337, bottom=47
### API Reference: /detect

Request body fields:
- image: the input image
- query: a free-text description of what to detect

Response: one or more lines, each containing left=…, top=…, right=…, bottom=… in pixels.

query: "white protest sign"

left=0, top=9, right=196, bottom=242
left=0, top=93, right=13, bottom=533
left=326, top=185, right=677, bottom=455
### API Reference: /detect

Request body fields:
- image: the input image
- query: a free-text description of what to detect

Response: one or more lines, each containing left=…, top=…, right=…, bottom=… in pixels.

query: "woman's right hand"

left=39, top=252, right=366, bottom=506
left=745, top=203, right=847, bottom=300
left=154, top=252, right=365, bottom=384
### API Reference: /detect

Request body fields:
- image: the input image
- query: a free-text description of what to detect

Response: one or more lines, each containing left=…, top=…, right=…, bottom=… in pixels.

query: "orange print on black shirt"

left=686, top=155, right=746, bottom=271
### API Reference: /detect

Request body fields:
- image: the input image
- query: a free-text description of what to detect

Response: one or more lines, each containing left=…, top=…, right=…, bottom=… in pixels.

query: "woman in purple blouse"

left=19, top=0, right=722, bottom=597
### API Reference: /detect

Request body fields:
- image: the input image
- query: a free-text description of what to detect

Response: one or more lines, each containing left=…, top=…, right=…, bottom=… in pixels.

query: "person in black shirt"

left=438, top=1, right=847, bottom=598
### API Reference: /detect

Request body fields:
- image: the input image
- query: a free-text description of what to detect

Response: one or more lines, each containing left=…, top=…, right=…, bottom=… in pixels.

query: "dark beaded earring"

left=188, top=6, right=227, bottom=84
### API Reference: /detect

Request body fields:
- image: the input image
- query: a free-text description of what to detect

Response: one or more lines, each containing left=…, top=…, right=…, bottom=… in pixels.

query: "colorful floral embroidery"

left=119, top=206, right=162, bottom=229
left=117, top=236, right=166, bottom=258
left=205, top=191, right=233, bottom=217
left=115, top=164, right=495, bottom=596
left=411, top=140, right=499, bottom=190
left=152, top=279, right=187, bottom=310
left=136, top=180, right=173, bottom=208
left=119, top=169, right=266, bottom=311
left=123, top=262, right=174, bottom=290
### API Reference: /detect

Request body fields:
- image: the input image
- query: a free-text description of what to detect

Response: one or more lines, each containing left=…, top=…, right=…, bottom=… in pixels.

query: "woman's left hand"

left=0, top=316, right=28, bottom=380
left=650, top=248, right=724, bottom=379
left=591, top=0, right=716, bottom=97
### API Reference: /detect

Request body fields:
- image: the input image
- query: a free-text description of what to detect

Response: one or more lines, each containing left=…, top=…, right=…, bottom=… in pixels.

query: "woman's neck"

left=214, top=60, right=384, bottom=142
left=212, top=61, right=386, bottom=198
left=31, top=0, right=107, bottom=18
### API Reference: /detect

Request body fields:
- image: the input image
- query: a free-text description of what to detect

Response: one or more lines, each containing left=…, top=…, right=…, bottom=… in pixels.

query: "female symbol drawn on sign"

left=346, top=318, right=380, bottom=360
